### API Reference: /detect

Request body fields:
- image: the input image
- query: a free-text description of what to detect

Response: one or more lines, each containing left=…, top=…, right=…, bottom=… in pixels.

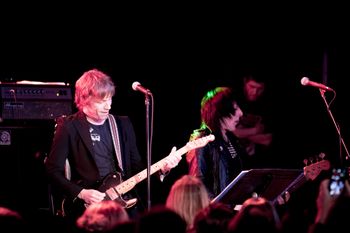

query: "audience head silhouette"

left=227, top=196, right=281, bottom=233
left=76, top=200, right=129, bottom=232
left=135, top=205, right=187, bottom=233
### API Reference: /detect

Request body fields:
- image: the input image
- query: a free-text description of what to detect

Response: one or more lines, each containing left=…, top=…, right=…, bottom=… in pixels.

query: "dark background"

left=1, top=7, right=350, bottom=215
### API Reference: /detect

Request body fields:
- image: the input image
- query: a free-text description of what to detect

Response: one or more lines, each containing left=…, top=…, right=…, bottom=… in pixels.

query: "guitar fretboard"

left=105, top=134, right=214, bottom=200
left=117, top=147, right=188, bottom=194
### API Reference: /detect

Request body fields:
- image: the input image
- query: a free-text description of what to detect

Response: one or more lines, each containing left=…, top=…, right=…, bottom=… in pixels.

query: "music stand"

left=212, top=168, right=303, bottom=208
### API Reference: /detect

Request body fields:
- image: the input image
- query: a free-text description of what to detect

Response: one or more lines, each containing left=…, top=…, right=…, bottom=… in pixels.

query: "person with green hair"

left=186, top=87, right=247, bottom=199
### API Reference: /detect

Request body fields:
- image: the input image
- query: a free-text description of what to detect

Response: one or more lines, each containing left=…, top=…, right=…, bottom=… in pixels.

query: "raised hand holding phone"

left=329, top=168, right=348, bottom=196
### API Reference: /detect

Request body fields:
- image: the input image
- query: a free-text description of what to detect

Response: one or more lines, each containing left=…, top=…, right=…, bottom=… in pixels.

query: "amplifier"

left=1, top=82, right=73, bottom=120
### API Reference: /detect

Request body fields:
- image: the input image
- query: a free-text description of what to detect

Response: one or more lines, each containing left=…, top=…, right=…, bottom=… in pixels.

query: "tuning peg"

left=318, top=152, right=326, bottom=160
left=309, top=157, right=314, bottom=164
left=303, top=159, right=309, bottom=166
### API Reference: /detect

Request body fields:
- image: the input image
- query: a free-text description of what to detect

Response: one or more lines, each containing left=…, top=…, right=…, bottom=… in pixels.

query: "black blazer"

left=45, top=111, right=144, bottom=200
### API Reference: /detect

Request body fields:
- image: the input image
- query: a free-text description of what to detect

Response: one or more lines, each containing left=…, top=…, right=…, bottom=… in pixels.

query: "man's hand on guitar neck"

left=78, top=189, right=106, bottom=205
left=160, top=146, right=182, bottom=175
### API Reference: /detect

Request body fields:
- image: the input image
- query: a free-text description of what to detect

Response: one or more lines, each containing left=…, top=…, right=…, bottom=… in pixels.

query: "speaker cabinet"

left=0, top=121, right=55, bottom=214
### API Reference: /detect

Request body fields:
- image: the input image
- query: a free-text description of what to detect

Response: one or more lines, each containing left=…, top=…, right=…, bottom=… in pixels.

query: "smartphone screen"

left=329, top=168, right=347, bottom=196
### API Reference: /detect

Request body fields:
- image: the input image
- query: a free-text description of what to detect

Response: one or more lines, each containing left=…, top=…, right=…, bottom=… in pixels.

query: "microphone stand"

left=144, top=91, right=153, bottom=211
left=319, top=89, right=350, bottom=166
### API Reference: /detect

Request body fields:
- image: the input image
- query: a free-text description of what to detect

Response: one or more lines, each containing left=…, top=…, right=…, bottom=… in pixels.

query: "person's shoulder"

left=54, top=112, right=83, bottom=126
left=113, top=115, right=131, bottom=124
left=114, top=115, right=130, bottom=121
left=112, top=115, right=135, bottom=129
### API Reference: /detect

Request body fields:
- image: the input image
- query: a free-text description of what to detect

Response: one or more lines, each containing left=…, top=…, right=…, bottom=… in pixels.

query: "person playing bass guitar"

left=45, top=69, right=182, bottom=221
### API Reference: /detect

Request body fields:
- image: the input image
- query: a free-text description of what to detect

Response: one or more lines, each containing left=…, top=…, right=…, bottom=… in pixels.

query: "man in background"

left=233, top=72, right=274, bottom=168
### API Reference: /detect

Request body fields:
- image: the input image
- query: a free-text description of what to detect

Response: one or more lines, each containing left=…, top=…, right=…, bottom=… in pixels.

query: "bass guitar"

left=273, top=155, right=330, bottom=205
left=62, top=134, right=215, bottom=218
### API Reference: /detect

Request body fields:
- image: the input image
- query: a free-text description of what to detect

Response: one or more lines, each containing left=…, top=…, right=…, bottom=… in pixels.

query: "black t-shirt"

left=89, top=120, right=118, bottom=178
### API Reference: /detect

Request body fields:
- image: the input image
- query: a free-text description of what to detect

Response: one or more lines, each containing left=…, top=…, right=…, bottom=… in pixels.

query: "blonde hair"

left=74, top=69, right=115, bottom=111
left=166, top=175, right=210, bottom=227
left=76, top=200, right=129, bottom=232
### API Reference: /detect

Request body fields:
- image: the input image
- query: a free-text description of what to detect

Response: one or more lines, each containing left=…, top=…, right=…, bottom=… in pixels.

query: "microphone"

left=132, top=81, right=151, bottom=95
left=300, top=77, right=334, bottom=92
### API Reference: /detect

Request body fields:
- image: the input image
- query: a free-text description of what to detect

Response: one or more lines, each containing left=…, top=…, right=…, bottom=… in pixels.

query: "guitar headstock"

left=186, top=134, right=215, bottom=151
left=303, top=158, right=330, bottom=181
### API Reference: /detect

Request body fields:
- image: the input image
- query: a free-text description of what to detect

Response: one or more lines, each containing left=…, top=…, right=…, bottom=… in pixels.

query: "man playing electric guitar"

left=45, top=69, right=183, bottom=220
left=62, top=134, right=215, bottom=219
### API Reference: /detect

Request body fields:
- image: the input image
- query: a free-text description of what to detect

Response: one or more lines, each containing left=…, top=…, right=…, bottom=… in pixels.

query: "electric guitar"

left=273, top=156, right=330, bottom=205
left=62, top=134, right=215, bottom=218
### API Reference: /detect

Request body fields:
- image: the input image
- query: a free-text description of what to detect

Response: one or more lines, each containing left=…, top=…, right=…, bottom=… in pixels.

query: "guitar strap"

left=108, top=114, right=123, bottom=173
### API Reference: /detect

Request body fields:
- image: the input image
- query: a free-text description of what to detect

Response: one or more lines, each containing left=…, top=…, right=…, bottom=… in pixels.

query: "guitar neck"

left=272, top=172, right=306, bottom=205
left=105, top=134, right=214, bottom=200
left=116, top=146, right=187, bottom=195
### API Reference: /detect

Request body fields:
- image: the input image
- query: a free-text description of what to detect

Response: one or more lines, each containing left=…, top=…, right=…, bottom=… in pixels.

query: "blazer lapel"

left=74, top=112, right=95, bottom=157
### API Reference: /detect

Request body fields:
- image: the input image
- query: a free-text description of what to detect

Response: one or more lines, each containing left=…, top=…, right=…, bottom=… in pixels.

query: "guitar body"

left=62, top=172, right=136, bottom=219
left=61, top=197, right=86, bottom=220
left=98, top=172, right=138, bottom=208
